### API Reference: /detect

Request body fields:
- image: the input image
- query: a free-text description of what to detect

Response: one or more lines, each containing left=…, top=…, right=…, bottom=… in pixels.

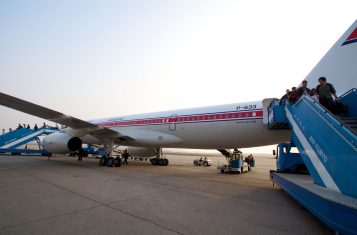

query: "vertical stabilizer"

left=304, top=20, right=357, bottom=95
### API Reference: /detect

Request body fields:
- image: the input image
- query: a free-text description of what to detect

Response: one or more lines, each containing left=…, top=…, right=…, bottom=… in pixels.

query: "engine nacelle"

left=126, top=147, right=157, bottom=157
left=42, top=133, right=82, bottom=154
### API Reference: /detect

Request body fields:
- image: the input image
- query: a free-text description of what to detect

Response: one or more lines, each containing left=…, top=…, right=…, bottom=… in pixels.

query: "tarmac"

left=0, top=153, right=332, bottom=235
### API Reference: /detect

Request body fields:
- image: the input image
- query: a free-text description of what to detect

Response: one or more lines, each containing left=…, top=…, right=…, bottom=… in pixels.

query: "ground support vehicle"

left=217, top=151, right=252, bottom=173
left=193, top=158, right=212, bottom=166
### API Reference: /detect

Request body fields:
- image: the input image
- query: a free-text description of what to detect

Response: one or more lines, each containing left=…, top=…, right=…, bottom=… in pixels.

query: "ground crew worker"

left=247, top=154, right=255, bottom=167
left=78, top=152, right=83, bottom=161
left=232, top=148, right=239, bottom=160
left=123, top=149, right=129, bottom=165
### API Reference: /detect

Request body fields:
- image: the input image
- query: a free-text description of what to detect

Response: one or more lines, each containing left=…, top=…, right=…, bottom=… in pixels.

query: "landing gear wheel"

left=114, top=158, right=122, bottom=167
left=203, top=161, right=208, bottom=166
left=107, top=157, right=114, bottom=167
left=99, top=157, right=107, bottom=166
left=194, top=161, right=198, bottom=166
left=158, top=158, right=165, bottom=166
left=164, top=159, right=169, bottom=166
left=151, top=158, right=157, bottom=165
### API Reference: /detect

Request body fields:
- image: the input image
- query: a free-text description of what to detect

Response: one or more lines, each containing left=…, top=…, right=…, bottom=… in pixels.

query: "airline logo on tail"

left=342, top=27, right=357, bottom=46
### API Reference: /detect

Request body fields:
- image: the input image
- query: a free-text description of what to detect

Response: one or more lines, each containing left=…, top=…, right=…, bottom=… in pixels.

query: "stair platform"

left=270, top=171, right=357, bottom=235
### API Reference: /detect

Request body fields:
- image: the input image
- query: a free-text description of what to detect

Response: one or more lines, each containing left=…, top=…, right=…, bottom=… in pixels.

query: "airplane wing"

left=0, top=92, right=133, bottom=141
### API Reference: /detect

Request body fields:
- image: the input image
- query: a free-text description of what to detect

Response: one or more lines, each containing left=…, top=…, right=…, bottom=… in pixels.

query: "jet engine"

left=42, top=133, right=82, bottom=154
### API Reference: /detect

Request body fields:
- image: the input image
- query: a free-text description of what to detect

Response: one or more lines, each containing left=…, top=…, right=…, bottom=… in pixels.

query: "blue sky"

left=0, top=0, right=356, bottom=152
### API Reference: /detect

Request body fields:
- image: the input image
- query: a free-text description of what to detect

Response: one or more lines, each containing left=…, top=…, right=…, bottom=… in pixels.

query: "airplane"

left=1, top=19, right=356, bottom=166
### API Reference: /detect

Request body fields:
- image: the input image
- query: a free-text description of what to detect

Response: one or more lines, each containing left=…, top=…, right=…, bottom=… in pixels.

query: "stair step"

left=339, top=116, right=357, bottom=119
left=343, top=119, right=357, bottom=122
left=338, top=117, right=357, bottom=134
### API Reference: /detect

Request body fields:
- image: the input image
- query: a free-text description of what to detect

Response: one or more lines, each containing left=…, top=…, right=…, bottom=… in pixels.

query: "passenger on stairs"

left=316, top=77, right=337, bottom=112
left=34, top=124, right=38, bottom=130
left=2, top=129, right=5, bottom=135
left=296, top=80, right=312, bottom=99
left=288, top=87, right=298, bottom=104
left=279, top=89, right=290, bottom=105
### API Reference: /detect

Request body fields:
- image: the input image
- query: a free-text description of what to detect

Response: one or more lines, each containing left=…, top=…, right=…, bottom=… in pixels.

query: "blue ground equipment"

left=217, top=149, right=253, bottom=173
left=0, top=126, right=58, bottom=155
left=268, top=88, right=357, bottom=234
left=275, top=142, right=305, bottom=173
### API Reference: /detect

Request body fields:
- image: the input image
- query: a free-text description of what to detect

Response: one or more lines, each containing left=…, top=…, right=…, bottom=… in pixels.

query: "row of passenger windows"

left=102, top=112, right=258, bottom=126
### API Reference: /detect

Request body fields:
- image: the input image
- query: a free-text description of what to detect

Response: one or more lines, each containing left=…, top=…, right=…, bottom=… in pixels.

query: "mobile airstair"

left=0, top=126, right=58, bottom=155
left=268, top=89, right=357, bottom=234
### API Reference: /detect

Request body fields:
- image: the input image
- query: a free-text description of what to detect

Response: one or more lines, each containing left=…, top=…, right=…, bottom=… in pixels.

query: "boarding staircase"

left=268, top=88, right=357, bottom=196
left=0, top=126, right=58, bottom=155
left=267, top=88, right=357, bottom=234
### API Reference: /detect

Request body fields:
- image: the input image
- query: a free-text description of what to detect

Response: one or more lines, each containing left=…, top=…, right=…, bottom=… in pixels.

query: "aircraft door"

left=262, top=98, right=279, bottom=125
left=169, top=114, right=177, bottom=131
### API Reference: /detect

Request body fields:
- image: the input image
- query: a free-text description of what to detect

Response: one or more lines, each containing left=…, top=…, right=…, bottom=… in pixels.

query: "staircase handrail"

left=336, top=88, right=357, bottom=100
left=291, top=95, right=357, bottom=150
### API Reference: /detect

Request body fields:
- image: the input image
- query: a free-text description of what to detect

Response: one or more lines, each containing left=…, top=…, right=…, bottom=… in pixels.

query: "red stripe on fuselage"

left=96, top=110, right=263, bottom=127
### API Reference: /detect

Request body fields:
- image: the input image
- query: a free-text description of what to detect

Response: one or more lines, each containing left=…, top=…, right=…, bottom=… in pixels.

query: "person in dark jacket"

left=316, top=77, right=337, bottom=111
left=122, top=149, right=129, bottom=165
left=296, top=80, right=312, bottom=99
left=288, top=87, right=298, bottom=104
left=279, top=89, right=290, bottom=105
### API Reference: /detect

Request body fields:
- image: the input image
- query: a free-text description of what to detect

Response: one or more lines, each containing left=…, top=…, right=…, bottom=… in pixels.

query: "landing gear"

left=150, top=157, right=169, bottom=166
left=114, top=158, right=122, bottom=167
left=99, top=156, right=107, bottom=166
left=107, top=157, right=114, bottom=167
left=98, top=141, right=122, bottom=168
left=99, top=155, right=122, bottom=167
left=150, top=157, right=157, bottom=165
left=150, top=147, right=169, bottom=166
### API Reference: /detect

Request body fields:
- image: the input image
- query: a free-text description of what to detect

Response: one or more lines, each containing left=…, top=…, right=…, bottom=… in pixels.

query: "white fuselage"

left=64, top=20, right=357, bottom=151
left=86, top=100, right=290, bottom=149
